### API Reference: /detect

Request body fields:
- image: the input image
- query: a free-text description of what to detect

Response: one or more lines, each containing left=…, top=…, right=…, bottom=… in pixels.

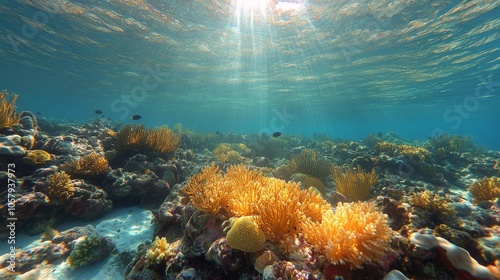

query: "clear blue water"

left=1, top=0, right=499, bottom=148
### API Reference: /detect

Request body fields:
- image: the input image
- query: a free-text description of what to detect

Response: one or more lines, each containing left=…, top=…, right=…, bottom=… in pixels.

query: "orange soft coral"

left=182, top=164, right=332, bottom=242
left=62, top=152, right=110, bottom=177
left=469, top=176, right=500, bottom=204
left=181, top=163, right=234, bottom=215
left=303, top=202, right=392, bottom=269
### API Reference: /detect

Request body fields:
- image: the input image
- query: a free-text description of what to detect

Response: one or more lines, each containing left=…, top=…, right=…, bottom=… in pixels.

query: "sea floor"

left=1, top=115, right=499, bottom=280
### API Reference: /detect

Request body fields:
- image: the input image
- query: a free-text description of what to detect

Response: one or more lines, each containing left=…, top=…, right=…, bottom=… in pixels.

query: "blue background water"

left=1, top=0, right=499, bottom=148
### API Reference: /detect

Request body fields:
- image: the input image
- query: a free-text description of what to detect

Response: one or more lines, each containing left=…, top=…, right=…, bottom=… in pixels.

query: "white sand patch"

left=1, top=206, right=154, bottom=280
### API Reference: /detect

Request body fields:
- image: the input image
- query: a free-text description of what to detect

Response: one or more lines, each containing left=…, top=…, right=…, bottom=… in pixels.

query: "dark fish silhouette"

left=272, top=132, right=281, bottom=137
left=36, top=112, right=41, bottom=115
left=94, top=110, right=103, bottom=114
left=131, top=114, right=142, bottom=120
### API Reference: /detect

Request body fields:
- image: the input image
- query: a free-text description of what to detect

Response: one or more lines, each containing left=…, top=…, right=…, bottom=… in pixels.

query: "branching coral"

left=62, top=152, right=110, bottom=177
left=182, top=164, right=330, bottom=242
left=468, top=176, right=500, bottom=204
left=0, top=90, right=21, bottom=129
left=181, top=163, right=234, bottom=215
left=331, top=165, right=378, bottom=201
left=291, top=173, right=326, bottom=195
left=303, top=202, right=392, bottom=269
left=47, top=171, right=75, bottom=203
left=113, top=124, right=181, bottom=154
left=145, top=236, right=173, bottom=267
left=409, top=190, right=457, bottom=215
left=183, top=164, right=392, bottom=268
left=67, top=235, right=101, bottom=268
left=374, top=141, right=429, bottom=162
left=427, top=133, right=481, bottom=156
left=275, top=149, right=332, bottom=180
left=213, top=143, right=244, bottom=163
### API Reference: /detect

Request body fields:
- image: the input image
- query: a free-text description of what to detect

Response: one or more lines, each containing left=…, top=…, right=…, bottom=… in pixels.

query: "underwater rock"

left=158, top=184, right=185, bottom=225
left=0, top=134, right=30, bottom=156
left=452, top=202, right=472, bottom=217
left=177, top=268, right=200, bottom=280
left=41, top=133, right=104, bottom=157
left=0, top=224, right=114, bottom=276
left=378, top=196, right=410, bottom=230
left=468, top=156, right=500, bottom=177
left=352, top=155, right=377, bottom=171
left=67, top=180, right=112, bottom=220
left=205, top=237, right=246, bottom=272
left=55, top=225, right=115, bottom=268
left=0, top=191, right=57, bottom=238
left=105, top=168, right=170, bottom=207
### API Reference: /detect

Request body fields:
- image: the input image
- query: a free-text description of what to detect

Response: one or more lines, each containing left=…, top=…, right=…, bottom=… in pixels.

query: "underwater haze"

left=1, top=0, right=500, bottom=148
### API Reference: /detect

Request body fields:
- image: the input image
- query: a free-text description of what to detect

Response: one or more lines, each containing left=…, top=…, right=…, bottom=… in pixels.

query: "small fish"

left=94, top=110, right=103, bottom=114
left=272, top=132, right=281, bottom=137
left=131, top=114, right=142, bottom=120
left=36, top=112, right=42, bottom=115
left=377, top=132, right=383, bottom=137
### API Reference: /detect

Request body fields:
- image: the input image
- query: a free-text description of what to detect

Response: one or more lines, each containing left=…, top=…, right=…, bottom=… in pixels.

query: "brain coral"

left=226, top=216, right=266, bottom=252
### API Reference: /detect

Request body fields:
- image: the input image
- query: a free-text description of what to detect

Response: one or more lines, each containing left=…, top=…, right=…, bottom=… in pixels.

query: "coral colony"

left=0, top=91, right=500, bottom=279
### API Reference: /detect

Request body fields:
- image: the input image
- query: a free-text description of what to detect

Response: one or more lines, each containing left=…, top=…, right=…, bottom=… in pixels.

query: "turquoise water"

left=1, top=0, right=499, bottom=148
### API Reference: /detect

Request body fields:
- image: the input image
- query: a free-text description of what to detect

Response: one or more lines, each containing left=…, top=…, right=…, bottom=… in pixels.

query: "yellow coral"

left=0, top=91, right=20, bottom=129
left=183, top=164, right=331, bottom=242
left=291, top=173, right=326, bottom=195
left=114, top=124, right=181, bottom=154
left=145, top=236, right=172, bottom=266
left=24, top=150, right=52, bottom=164
left=213, top=143, right=243, bottom=163
left=226, top=216, right=266, bottom=252
left=181, top=163, right=234, bottom=215
left=374, top=141, right=429, bottom=162
left=469, top=177, right=500, bottom=204
left=302, top=202, right=392, bottom=269
left=62, top=152, right=110, bottom=177
left=47, top=171, right=74, bottom=203
left=331, top=165, right=378, bottom=201
left=275, top=149, right=332, bottom=180
left=409, top=190, right=457, bottom=214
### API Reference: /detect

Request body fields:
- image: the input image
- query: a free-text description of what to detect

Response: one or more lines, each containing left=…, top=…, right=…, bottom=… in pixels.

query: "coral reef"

left=409, top=190, right=457, bottom=216
left=303, top=202, right=392, bottom=269
left=145, top=236, right=174, bottom=267
left=113, top=124, right=181, bottom=154
left=182, top=164, right=330, bottom=243
left=61, top=152, right=110, bottom=177
left=275, top=148, right=332, bottom=180
left=46, top=170, right=74, bottom=203
left=468, top=176, right=500, bottom=204
left=225, top=216, right=266, bottom=252
left=374, top=141, right=429, bottom=162
left=67, top=234, right=102, bottom=268
left=0, top=90, right=20, bottom=129
left=331, top=165, right=379, bottom=201
left=427, top=133, right=482, bottom=159
left=1, top=113, right=499, bottom=280
left=290, top=173, right=326, bottom=195
left=212, top=143, right=247, bottom=163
